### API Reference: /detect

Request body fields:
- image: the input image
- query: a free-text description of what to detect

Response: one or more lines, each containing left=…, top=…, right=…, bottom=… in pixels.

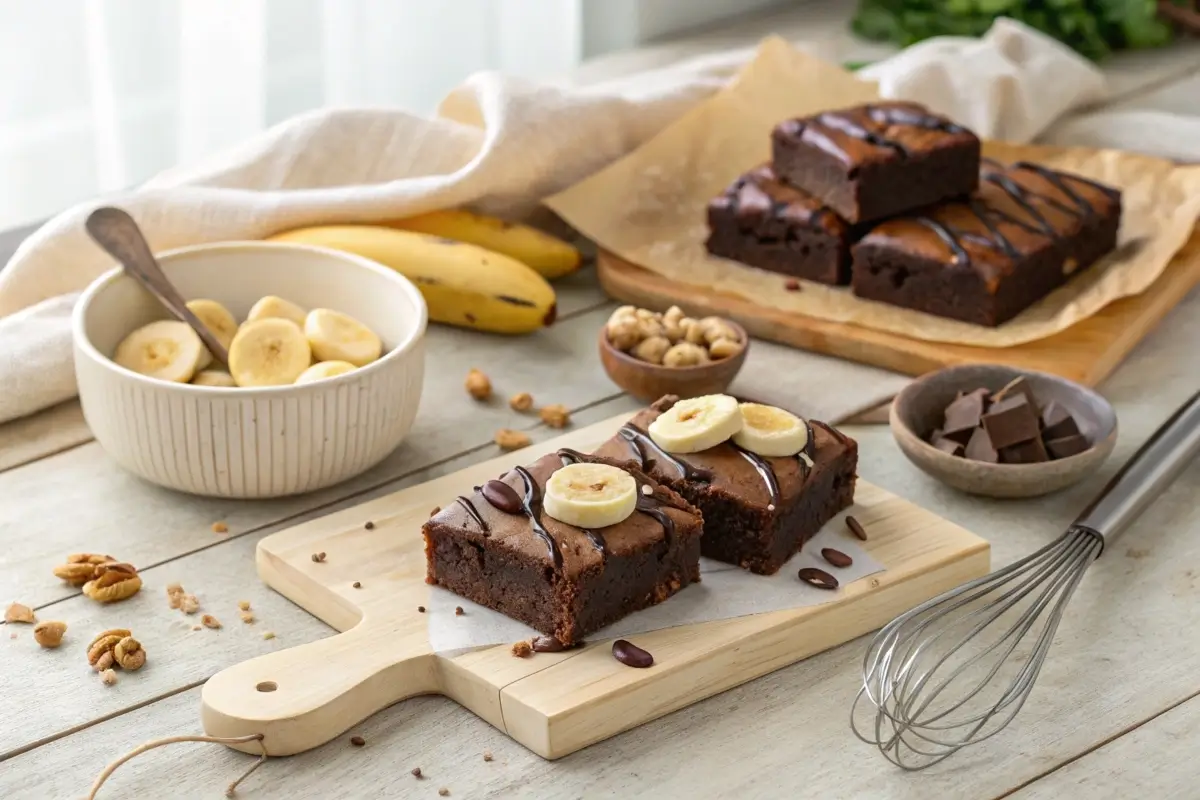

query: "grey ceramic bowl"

left=891, top=364, right=1118, bottom=498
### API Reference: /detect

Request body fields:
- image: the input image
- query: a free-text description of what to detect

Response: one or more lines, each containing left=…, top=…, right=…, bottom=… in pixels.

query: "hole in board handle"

left=256, top=681, right=278, bottom=692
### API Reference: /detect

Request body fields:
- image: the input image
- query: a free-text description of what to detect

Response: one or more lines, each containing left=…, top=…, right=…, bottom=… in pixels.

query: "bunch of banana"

left=647, top=395, right=811, bottom=457
left=267, top=213, right=572, bottom=336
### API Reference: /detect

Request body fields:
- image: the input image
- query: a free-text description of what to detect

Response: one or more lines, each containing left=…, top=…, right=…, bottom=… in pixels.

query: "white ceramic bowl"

left=73, top=241, right=427, bottom=498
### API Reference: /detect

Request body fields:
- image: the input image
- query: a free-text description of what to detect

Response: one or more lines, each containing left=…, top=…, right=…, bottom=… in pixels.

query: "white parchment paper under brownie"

left=546, top=38, right=1200, bottom=348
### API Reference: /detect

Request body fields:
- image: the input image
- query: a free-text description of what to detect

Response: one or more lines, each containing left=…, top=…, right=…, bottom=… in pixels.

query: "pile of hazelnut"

left=605, top=305, right=743, bottom=367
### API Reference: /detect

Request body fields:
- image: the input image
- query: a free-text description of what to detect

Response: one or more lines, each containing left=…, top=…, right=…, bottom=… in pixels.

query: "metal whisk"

left=853, top=388, right=1200, bottom=770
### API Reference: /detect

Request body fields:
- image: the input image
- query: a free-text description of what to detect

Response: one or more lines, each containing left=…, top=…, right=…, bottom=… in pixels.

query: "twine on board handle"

left=87, top=733, right=269, bottom=799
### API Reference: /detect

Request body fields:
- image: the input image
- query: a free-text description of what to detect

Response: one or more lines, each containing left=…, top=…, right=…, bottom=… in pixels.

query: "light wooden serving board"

left=597, top=226, right=1200, bottom=386
left=201, top=414, right=990, bottom=760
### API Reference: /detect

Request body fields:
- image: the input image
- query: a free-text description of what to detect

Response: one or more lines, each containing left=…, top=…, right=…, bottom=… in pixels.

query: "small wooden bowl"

left=890, top=364, right=1118, bottom=499
left=598, top=322, right=749, bottom=403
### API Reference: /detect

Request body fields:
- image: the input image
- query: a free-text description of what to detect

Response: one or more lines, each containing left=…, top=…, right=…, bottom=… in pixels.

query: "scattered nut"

left=350, top=735, right=366, bottom=747
left=708, top=338, right=741, bottom=360
left=5, top=602, right=35, bottom=624
left=509, top=392, right=534, bottom=412
left=483, top=751, right=494, bottom=762
left=180, top=594, right=200, bottom=614
left=455, top=606, right=464, bottom=616
left=494, top=428, right=531, bottom=451
left=33, top=620, right=67, bottom=648
left=411, top=767, right=423, bottom=779
left=53, top=553, right=117, bottom=586
left=114, top=636, right=146, bottom=670
left=262, top=631, right=276, bottom=640
left=511, top=641, right=532, bottom=658
left=201, top=614, right=222, bottom=629
left=311, top=551, right=327, bottom=563
left=439, top=789, right=450, bottom=797
left=93, top=651, right=115, bottom=671
left=211, top=521, right=229, bottom=534
left=100, top=668, right=118, bottom=686
left=240, top=611, right=255, bottom=624
left=238, top=600, right=251, bottom=612
left=82, top=563, right=143, bottom=604
left=631, top=335, right=671, bottom=365
left=539, top=404, right=570, bottom=429
left=87, top=629, right=129, bottom=666
left=465, top=369, right=492, bottom=401
left=606, top=316, right=641, bottom=351
left=166, top=583, right=185, bottom=609
left=662, top=342, right=709, bottom=368
left=352, top=581, right=362, bottom=589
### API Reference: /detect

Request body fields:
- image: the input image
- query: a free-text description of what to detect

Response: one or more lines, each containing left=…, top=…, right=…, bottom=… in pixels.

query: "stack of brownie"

left=424, top=396, right=858, bottom=646
left=705, top=101, right=1123, bottom=327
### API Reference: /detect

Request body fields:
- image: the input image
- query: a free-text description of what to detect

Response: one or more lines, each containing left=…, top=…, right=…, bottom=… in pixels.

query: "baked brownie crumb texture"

left=705, top=163, right=854, bottom=285
left=771, top=101, right=980, bottom=223
left=591, top=395, right=859, bottom=575
left=850, top=159, right=1122, bottom=326
left=423, top=453, right=702, bottom=645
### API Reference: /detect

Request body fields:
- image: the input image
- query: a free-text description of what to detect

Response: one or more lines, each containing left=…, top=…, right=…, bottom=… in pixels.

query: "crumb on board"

left=311, top=552, right=327, bottom=563
left=364, top=521, right=375, bottom=530
left=192, top=625, right=202, bottom=631
left=439, top=789, right=449, bottom=797
left=201, top=614, right=222, bottom=629
left=455, top=606, right=464, bottom=616
left=238, top=600, right=251, bottom=611
left=352, top=581, right=362, bottom=589
left=411, top=767, right=422, bottom=779
left=262, top=631, right=276, bottom=640
left=211, top=521, right=229, bottom=534
left=350, top=735, right=366, bottom=747
left=511, top=641, right=532, bottom=658
left=100, top=668, right=117, bottom=686
left=418, top=606, right=426, bottom=613
left=483, top=751, right=493, bottom=762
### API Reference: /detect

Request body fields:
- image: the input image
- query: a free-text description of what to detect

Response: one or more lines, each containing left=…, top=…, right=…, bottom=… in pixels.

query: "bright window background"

left=0, top=0, right=792, bottom=229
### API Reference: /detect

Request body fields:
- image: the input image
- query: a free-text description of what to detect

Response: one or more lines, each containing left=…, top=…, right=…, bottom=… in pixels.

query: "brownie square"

left=705, top=164, right=855, bottom=285
left=591, top=396, right=859, bottom=575
left=771, top=101, right=980, bottom=224
left=850, top=160, right=1122, bottom=326
left=423, top=451, right=702, bottom=645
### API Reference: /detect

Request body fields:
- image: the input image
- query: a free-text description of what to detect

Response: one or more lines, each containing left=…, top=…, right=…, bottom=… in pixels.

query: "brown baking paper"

left=546, top=37, right=1200, bottom=348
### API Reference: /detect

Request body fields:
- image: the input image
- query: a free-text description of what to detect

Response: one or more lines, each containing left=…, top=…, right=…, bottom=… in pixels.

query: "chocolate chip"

left=964, top=427, right=999, bottom=463
left=1000, top=436, right=1049, bottom=464
left=350, top=735, right=365, bottom=747
left=417, top=606, right=426, bottom=613
left=531, top=635, right=567, bottom=653
left=797, top=567, right=839, bottom=590
left=784, top=279, right=801, bottom=291
left=821, top=548, right=853, bottom=568
left=455, top=606, right=464, bottom=616
left=932, top=437, right=964, bottom=457
left=982, top=394, right=1041, bottom=449
left=364, top=521, right=375, bottom=530
left=1046, top=434, right=1090, bottom=459
left=481, top=479, right=523, bottom=514
left=352, top=581, right=361, bottom=589
left=846, top=515, right=868, bottom=541
left=1041, top=400, right=1081, bottom=440
left=411, top=768, right=423, bottom=778
left=611, top=639, right=654, bottom=668
left=942, top=389, right=988, bottom=443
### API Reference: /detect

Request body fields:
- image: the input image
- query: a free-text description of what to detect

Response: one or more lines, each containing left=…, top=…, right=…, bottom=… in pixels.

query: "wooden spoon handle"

left=84, top=207, right=231, bottom=365
left=200, top=621, right=437, bottom=755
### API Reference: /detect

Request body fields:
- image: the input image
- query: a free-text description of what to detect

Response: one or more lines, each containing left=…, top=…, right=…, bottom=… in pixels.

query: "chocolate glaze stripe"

left=513, top=465, right=562, bottom=569
left=731, top=444, right=782, bottom=507
left=812, top=105, right=966, bottom=161
left=618, top=423, right=713, bottom=482
left=1011, top=162, right=1104, bottom=217
left=454, top=496, right=488, bottom=532
left=983, top=171, right=1060, bottom=236
left=915, top=215, right=970, bottom=266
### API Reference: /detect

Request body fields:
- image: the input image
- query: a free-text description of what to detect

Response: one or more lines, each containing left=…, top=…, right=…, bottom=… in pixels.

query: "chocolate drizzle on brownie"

left=454, top=496, right=489, bottom=532
left=731, top=444, right=782, bottom=507
left=513, top=466, right=562, bottom=569
left=618, top=423, right=713, bottom=482
left=807, top=103, right=965, bottom=161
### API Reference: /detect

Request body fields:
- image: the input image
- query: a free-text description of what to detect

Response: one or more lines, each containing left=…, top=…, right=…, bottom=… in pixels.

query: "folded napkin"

left=0, top=18, right=1175, bottom=426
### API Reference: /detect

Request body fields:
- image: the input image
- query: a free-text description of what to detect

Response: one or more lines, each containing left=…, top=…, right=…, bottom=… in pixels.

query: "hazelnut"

left=636, top=316, right=666, bottom=340
left=681, top=318, right=706, bottom=345
left=708, top=338, right=742, bottom=359
left=702, top=319, right=740, bottom=346
left=634, top=308, right=659, bottom=321
left=539, top=404, right=570, bottom=429
left=464, top=369, right=492, bottom=401
left=495, top=428, right=532, bottom=451
left=33, top=620, right=66, bottom=648
left=608, top=306, right=637, bottom=326
left=509, top=392, right=534, bottom=412
left=662, top=342, right=709, bottom=368
left=631, top=336, right=671, bottom=365
left=663, top=305, right=684, bottom=324
left=606, top=316, right=641, bottom=351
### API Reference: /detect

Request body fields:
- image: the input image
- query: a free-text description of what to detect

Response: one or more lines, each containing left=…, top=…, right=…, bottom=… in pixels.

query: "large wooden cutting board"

left=597, top=226, right=1200, bottom=386
left=201, top=414, right=990, bottom=760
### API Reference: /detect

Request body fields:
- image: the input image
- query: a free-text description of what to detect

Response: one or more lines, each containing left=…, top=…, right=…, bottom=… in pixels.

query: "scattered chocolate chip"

left=531, top=635, right=567, bottom=653
left=364, top=521, right=375, bottom=530
left=821, top=548, right=853, bottom=568
left=483, top=751, right=494, bottom=762
left=411, top=767, right=423, bottom=779
left=846, top=515, right=868, bottom=541
left=417, top=606, right=426, bottom=613
left=455, top=606, right=464, bottom=616
left=352, top=581, right=362, bottom=589
left=784, top=279, right=801, bottom=291
left=797, top=567, right=839, bottom=590
left=611, top=639, right=653, bottom=668
left=481, top=479, right=523, bottom=514
left=350, top=735, right=365, bottom=747
left=311, top=552, right=326, bottom=563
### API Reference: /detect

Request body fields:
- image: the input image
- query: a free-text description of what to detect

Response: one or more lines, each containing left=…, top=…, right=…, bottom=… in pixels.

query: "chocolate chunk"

left=991, top=376, right=1036, bottom=407
left=481, top=479, right=523, bottom=514
left=942, top=389, right=988, bottom=443
left=821, top=548, right=853, bottom=568
left=1041, top=400, right=1081, bottom=440
left=797, top=567, right=839, bottom=589
left=1000, top=437, right=1048, bottom=464
left=846, top=516, right=868, bottom=541
left=611, top=639, right=654, bottom=668
left=1045, top=434, right=1090, bottom=459
left=531, top=635, right=567, bottom=653
left=964, top=427, right=999, bottom=463
left=981, top=394, right=1041, bottom=449
left=933, top=436, right=964, bottom=457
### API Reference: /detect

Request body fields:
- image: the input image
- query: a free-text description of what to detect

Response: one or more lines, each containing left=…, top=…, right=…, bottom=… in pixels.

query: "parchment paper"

left=427, top=515, right=883, bottom=653
left=546, top=37, right=1200, bottom=348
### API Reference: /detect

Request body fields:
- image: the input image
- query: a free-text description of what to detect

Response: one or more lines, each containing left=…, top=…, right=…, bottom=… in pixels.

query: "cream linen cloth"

left=0, top=19, right=1164, bottom=426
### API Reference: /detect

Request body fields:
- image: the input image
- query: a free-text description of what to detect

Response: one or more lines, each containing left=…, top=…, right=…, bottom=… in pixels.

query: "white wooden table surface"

left=3, top=9, right=1200, bottom=800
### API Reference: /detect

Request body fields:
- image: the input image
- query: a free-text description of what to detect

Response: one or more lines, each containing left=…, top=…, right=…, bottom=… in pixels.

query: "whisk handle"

left=1074, top=389, right=1200, bottom=548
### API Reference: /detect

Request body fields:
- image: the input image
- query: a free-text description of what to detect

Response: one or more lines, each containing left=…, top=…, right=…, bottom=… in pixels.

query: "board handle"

left=200, top=620, right=436, bottom=755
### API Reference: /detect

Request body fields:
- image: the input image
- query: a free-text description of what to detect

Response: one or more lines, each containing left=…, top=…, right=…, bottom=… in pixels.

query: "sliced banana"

left=648, top=394, right=742, bottom=454
left=186, top=299, right=239, bottom=369
left=304, top=308, right=382, bottom=367
left=544, top=463, right=638, bottom=529
left=113, top=320, right=205, bottom=384
left=294, top=360, right=357, bottom=385
left=247, top=295, right=308, bottom=327
left=191, top=369, right=237, bottom=388
left=227, top=318, right=313, bottom=387
left=732, top=403, right=809, bottom=457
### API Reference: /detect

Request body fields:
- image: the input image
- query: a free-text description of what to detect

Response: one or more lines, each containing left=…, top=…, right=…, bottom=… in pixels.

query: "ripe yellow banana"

left=267, top=225, right=557, bottom=335
left=381, top=209, right=581, bottom=280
